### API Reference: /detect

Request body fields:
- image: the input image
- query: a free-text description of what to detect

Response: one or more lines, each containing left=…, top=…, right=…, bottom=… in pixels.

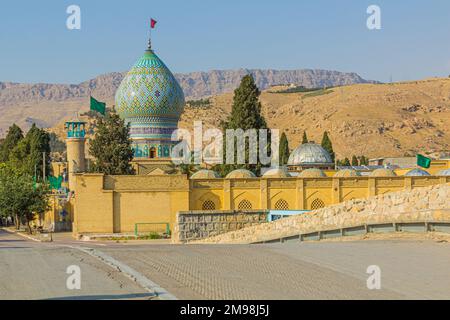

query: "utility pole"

left=43, top=152, right=46, bottom=182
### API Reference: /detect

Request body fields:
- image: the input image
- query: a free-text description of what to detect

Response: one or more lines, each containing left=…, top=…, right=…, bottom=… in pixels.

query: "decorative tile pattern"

left=115, top=49, right=185, bottom=158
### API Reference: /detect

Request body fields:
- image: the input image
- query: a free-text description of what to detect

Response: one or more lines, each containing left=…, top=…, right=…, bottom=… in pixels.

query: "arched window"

left=238, top=199, right=253, bottom=210
left=275, top=199, right=289, bottom=210
left=311, top=198, right=325, bottom=210
left=202, top=200, right=216, bottom=211
left=149, top=147, right=157, bottom=159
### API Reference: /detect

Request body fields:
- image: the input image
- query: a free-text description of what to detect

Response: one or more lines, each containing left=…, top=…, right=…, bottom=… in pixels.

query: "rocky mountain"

left=0, top=69, right=375, bottom=106
left=46, top=78, right=450, bottom=159
left=0, top=68, right=376, bottom=137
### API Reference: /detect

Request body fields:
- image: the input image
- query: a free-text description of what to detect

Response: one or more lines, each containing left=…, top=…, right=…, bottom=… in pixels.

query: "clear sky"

left=1, top=0, right=449, bottom=84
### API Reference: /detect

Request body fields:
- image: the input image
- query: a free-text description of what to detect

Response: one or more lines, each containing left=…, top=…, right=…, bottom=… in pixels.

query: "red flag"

left=151, top=19, right=157, bottom=29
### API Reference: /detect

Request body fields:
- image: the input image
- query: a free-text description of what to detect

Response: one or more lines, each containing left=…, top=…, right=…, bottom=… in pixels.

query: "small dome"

left=405, top=168, right=431, bottom=177
left=190, top=170, right=220, bottom=179
left=299, top=168, right=326, bottom=178
left=370, top=168, right=397, bottom=177
left=437, top=169, right=450, bottom=176
left=226, top=169, right=256, bottom=179
left=262, top=168, right=290, bottom=178
left=334, top=169, right=361, bottom=177
left=288, top=143, right=333, bottom=166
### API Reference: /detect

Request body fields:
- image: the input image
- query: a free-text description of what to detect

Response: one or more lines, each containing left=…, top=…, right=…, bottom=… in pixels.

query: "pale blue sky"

left=1, top=0, right=449, bottom=84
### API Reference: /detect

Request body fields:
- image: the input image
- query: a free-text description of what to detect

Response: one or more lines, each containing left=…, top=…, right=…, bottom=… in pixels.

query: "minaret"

left=65, top=120, right=86, bottom=191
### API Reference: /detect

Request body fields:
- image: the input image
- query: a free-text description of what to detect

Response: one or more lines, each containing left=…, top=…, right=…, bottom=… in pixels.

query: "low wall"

left=197, top=183, right=450, bottom=244
left=174, top=210, right=268, bottom=243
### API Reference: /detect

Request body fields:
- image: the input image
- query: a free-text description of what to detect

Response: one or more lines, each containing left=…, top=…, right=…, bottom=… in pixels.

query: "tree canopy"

left=0, top=124, right=23, bottom=162
left=321, top=131, right=335, bottom=163
left=89, top=112, right=134, bottom=175
left=216, top=75, right=269, bottom=176
left=279, top=132, right=290, bottom=165
left=9, top=124, right=51, bottom=179
left=0, top=164, right=50, bottom=231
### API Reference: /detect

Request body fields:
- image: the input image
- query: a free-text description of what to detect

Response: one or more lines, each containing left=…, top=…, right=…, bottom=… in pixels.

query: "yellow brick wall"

left=72, top=173, right=450, bottom=235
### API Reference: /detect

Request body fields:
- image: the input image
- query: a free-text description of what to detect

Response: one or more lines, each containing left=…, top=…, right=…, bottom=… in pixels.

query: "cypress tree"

left=342, top=157, right=351, bottom=166
left=351, top=155, right=359, bottom=166
left=0, top=124, right=23, bottom=162
left=219, top=75, right=269, bottom=175
left=89, top=112, right=134, bottom=175
left=279, top=132, right=290, bottom=165
left=321, top=131, right=335, bottom=162
left=302, top=131, right=308, bottom=144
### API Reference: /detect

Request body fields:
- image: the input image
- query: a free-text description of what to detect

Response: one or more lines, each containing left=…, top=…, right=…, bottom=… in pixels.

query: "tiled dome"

left=370, top=168, right=397, bottom=177
left=226, top=169, right=256, bottom=179
left=116, top=50, right=185, bottom=122
left=334, top=169, right=361, bottom=177
left=115, top=44, right=185, bottom=147
left=405, top=168, right=431, bottom=176
left=288, top=143, right=333, bottom=166
left=190, top=170, right=221, bottom=179
left=299, top=168, right=326, bottom=178
left=262, top=167, right=290, bottom=178
left=437, top=169, right=450, bottom=176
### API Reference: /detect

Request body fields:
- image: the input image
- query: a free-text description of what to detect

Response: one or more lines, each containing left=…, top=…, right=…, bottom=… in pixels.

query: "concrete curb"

left=71, top=246, right=177, bottom=300
left=1, top=227, right=41, bottom=242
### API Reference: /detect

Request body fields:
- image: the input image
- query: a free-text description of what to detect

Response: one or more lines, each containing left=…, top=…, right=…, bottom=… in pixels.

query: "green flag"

left=90, top=96, right=106, bottom=115
left=417, top=154, right=431, bottom=169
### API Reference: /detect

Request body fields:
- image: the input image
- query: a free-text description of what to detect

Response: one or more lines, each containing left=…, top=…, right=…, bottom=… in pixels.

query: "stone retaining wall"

left=174, top=210, right=268, bottom=243
left=196, top=183, right=450, bottom=244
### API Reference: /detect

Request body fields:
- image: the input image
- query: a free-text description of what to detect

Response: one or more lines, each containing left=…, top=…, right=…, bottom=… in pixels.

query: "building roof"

left=225, top=169, right=256, bottom=179
left=404, top=168, right=431, bottom=177
left=287, top=143, right=333, bottom=166
left=334, top=169, right=361, bottom=177
left=190, top=170, right=221, bottom=179
left=437, top=169, right=450, bottom=176
left=299, top=168, right=326, bottom=178
left=262, top=167, right=291, bottom=178
left=370, top=168, right=397, bottom=177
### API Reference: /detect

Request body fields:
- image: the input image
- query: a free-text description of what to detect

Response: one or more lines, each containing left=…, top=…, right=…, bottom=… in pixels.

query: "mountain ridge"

left=0, top=68, right=378, bottom=106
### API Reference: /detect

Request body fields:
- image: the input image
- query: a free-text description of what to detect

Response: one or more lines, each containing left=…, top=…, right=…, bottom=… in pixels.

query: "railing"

left=134, top=222, right=171, bottom=237
left=67, top=130, right=86, bottom=138
left=252, top=221, right=450, bottom=244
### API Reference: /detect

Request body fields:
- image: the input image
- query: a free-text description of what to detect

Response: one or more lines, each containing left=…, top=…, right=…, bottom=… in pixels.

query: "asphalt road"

left=0, top=229, right=152, bottom=300
left=1, top=228, right=450, bottom=300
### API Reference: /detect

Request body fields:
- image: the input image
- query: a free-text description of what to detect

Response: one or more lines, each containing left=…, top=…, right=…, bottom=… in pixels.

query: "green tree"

left=0, top=164, right=50, bottom=232
left=279, top=132, right=290, bottom=165
left=89, top=112, right=134, bottom=175
left=9, top=124, right=51, bottom=179
left=49, top=132, right=66, bottom=154
left=351, top=155, right=359, bottom=166
left=360, top=155, right=369, bottom=166
left=0, top=124, right=23, bottom=162
left=302, top=131, right=309, bottom=144
left=321, top=131, right=335, bottom=163
left=342, top=157, right=351, bottom=166
left=168, top=152, right=200, bottom=177
left=215, top=75, right=269, bottom=176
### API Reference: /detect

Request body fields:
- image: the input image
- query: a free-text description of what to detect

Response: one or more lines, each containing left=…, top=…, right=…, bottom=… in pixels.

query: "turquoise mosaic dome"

left=115, top=42, right=185, bottom=159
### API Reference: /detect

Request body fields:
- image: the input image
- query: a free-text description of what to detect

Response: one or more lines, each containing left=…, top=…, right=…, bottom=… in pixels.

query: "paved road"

left=2, top=229, right=450, bottom=299
left=0, top=229, right=152, bottom=300
left=100, top=241, right=450, bottom=300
